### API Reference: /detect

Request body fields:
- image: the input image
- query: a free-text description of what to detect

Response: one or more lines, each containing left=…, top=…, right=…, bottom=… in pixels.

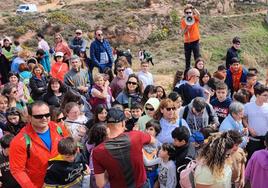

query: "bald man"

left=174, top=68, right=205, bottom=105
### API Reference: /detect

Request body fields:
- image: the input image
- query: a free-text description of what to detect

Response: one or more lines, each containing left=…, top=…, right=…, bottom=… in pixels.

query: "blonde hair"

left=154, top=98, right=178, bottom=123
left=93, top=73, right=105, bottom=83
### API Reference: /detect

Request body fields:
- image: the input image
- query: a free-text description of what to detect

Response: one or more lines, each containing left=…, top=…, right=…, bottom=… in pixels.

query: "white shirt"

left=137, top=71, right=153, bottom=89
left=244, top=102, right=268, bottom=136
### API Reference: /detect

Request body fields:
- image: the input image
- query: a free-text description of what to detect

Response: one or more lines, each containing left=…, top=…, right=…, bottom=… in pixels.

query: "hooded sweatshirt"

left=245, top=149, right=268, bottom=188
left=137, top=98, right=160, bottom=131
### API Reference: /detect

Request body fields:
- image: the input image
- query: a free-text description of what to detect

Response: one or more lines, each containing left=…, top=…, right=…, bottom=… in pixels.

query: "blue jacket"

left=219, top=114, right=248, bottom=148
left=225, top=67, right=247, bottom=95
left=90, top=39, right=114, bottom=72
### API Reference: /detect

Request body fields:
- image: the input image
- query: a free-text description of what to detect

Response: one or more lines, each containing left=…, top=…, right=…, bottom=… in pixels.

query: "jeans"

left=184, top=40, right=200, bottom=70
left=141, top=179, right=150, bottom=188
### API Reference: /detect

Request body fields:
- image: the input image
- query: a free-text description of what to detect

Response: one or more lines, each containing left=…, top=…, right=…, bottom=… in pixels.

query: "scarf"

left=230, top=65, right=243, bottom=92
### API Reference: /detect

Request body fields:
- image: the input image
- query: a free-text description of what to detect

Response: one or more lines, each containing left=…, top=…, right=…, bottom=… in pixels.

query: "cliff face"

left=186, top=0, right=235, bottom=14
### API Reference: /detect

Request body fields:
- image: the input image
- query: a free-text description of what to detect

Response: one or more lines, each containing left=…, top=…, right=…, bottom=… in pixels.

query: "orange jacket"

left=51, top=62, right=69, bottom=82
left=9, top=121, right=69, bottom=188
left=181, top=15, right=200, bottom=43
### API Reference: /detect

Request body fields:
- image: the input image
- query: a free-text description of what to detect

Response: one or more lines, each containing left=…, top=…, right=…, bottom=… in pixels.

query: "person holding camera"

left=180, top=4, right=201, bottom=70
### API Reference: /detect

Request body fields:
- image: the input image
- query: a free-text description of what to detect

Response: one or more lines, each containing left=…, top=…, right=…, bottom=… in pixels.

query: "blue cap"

left=189, top=131, right=204, bottom=144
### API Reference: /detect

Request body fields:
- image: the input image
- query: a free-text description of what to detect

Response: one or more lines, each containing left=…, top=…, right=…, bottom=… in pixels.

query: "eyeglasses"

left=145, top=107, right=155, bottom=111
left=165, top=107, right=176, bottom=111
left=127, top=81, right=137, bottom=85
left=32, top=113, right=50, bottom=119
left=57, top=116, right=66, bottom=122
left=185, top=11, right=192, bottom=14
left=117, top=69, right=125, bottom=72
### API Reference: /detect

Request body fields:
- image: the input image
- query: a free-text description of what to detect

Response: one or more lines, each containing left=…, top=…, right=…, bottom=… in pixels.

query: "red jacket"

left=9, top=121, right=69, bottom=188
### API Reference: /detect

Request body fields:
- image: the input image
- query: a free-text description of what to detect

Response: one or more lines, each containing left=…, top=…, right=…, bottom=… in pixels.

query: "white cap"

left=55, top=52, right=64, bottom=57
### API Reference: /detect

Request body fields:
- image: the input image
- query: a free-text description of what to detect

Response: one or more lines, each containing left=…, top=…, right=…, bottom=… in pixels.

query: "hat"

left=55, top=52, right=64, bottom=57
left=75, top=29, right=82, bottom=34
left=231, top=57, right=240, bottom=64
left=189, top=131, right=204, bottom=144
left=232, top=37, right=240, bottom=44
left=107, top=108, right=126, bottom=123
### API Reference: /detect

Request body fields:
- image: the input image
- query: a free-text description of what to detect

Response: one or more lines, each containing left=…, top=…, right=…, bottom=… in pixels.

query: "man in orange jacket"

left=180, top=4, right=201, bottom=70
left=9, top=101, right=69, bottom=188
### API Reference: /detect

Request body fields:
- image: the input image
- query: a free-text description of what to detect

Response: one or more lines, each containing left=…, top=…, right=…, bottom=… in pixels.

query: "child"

left=87, top=122, right=109, bottom=188
left=0, top=134, right=20, bottom=188
left=143, top=119, right=162, bottom=187
left=210, top=82, right=232, bottom=124
left=125, top=102, right=143, bottom=131
left=44, top=137, right=90, bottom=188
left=137, top=61, right=153, bottom=89
left=138, top=97, right=160, bottom=131
left=143, top=143, right=177, bottom=188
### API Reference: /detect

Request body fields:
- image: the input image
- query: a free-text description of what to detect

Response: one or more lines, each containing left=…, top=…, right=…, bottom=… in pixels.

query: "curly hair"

left=87, top=122, right=108, bottom=146
left=198, top=132, right=234, bottom=178
left=153, top=98, right=178, bottom=123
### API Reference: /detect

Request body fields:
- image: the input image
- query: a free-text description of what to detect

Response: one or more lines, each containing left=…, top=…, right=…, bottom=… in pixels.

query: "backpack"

left=179, top=160, right=198, bottom=188
left=23, top=125, right=64, bottom=159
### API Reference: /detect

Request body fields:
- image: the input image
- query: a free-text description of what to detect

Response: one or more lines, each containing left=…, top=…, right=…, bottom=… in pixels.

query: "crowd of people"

left=0, top=3, right=268, bottom=188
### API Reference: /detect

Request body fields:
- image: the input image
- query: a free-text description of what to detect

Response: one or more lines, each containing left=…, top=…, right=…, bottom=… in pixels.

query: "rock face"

left=186, top=0, right=235, bottom=14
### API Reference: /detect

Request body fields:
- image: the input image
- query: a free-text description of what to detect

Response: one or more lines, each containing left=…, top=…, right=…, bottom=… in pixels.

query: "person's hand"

left=85, top=164, right=91, bottom=175
left=238, top=178, right=245, bottom=188
left=104, top=80, right=109, bottom=87
left=248, top=127, right=257, bottom=137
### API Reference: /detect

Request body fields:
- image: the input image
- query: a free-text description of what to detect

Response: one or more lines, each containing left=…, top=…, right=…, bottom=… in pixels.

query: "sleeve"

left=81, top=39, right=87, bottom=52
left=69, top=39, right=75, bottom=49
left=166, top=162, right=177, bottom=188
left=245, top=154, right=254, bottom=181
left=182, top=119, right=191, bottom=134
left=92, top=148, right=105, bottom=174
left=29, top=78, right=45, bottom=95
left=139, top=131, right=151, bottom=145
left=9, top=137, right=37, bottom=188
left=90, top=43, right=100, bottom=68
left=143, top=156, right=161, bottom=166
left=244, top=104, right=249, bottom=117
left=209, top=104, right=219, bottom=125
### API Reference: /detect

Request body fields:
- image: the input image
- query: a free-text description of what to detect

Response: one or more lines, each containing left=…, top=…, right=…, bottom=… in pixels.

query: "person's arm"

left=9, top=138, right=37, bottom=188
left=95, top=173, right=108, bottom=188
left=242, top=115, right=257, bottom=137
left=193, top=7, right=200, bottom=18
left=29, top=78, right=46, bottom=95
left=196, top=184, right=213, bottom=188
left=69, top=38, right=76, bottom=50
left=90, top=42, right=100, bottom=68
left=238, top=162, right=245, bottom=188
left=92, top=85, right=108, bottom=99
left=143, top=155, right=161, bottom=166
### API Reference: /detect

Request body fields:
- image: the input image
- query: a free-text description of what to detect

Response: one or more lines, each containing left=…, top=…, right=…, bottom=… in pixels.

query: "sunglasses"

left=127, top=81, right=137, bottom=85
left=145, top=107, right=155, bottom=111
left=117, top=69, right=125, bottom=72
left=76, top=32, right=82, bottom=35
left=32, top=113, right=50, bottom=119
left=185, top=11, right=192, bottom=14
left=97, top=33, right=103, bottom=36
left=57, top=116, right=66, bottom=122
left=165, top=107, right=176, bottom=111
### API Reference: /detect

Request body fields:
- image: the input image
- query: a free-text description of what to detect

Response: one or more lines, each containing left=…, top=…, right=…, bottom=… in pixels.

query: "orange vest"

left=181, top=15, right=200, bottom=43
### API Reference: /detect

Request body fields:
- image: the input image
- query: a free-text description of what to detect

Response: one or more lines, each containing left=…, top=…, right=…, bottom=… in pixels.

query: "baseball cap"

left=55, top=52, right=64, bottom=57
left=107, top=108, right=126, bottom=123
left=189, top=131, right=204, bottom=144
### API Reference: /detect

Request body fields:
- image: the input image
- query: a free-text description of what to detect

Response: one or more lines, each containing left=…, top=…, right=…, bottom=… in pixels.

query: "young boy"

left=0, top=134, right=20, bottom=188
left=138, top=97, right=160, bottom=131
left=210, top=82, right=232, bottom=124
left=137, top=61, right=153, bottom=89
left=44, top=137, right=90, bottom=187
left=125, top=102, right=143, bottom=131
left=171, top=126, right=196, bottom=188
left=143, top=119, right=162, bottom=187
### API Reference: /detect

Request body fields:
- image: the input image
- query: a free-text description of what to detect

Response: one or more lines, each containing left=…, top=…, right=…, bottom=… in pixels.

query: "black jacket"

left=175, top=143, right=196, bottom=188
left=44, top=153, right=87, bottom=187
left=225, top=46, right=239, bottom=69
left=29, top=75, right=48, bottom=100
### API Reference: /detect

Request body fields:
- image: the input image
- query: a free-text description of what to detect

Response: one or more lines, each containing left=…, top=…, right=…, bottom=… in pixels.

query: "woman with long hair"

left=29, top=64, right=48, bottom=100
left=154, top=98, right=190, bottom=144
left=141, top=85, right=156, bottom=106
left=116, top=74, right=143, bottom=108
left=194, top=132, right=234, bottom=188
left=54, top=33, right=72, bottom=62
left=43, top=78, right=67, bottom=107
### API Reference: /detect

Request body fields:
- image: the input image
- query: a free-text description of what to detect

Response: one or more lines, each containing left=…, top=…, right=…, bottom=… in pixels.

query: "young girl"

left=3, top=107, right=26, bottom=135
left=87, top=123, right=109, bottom=188
left=143, top=143, right=177, bottom=188
left=155, top=86, right=166, bottom=101
left=143, top=119, right=162, bottom=188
